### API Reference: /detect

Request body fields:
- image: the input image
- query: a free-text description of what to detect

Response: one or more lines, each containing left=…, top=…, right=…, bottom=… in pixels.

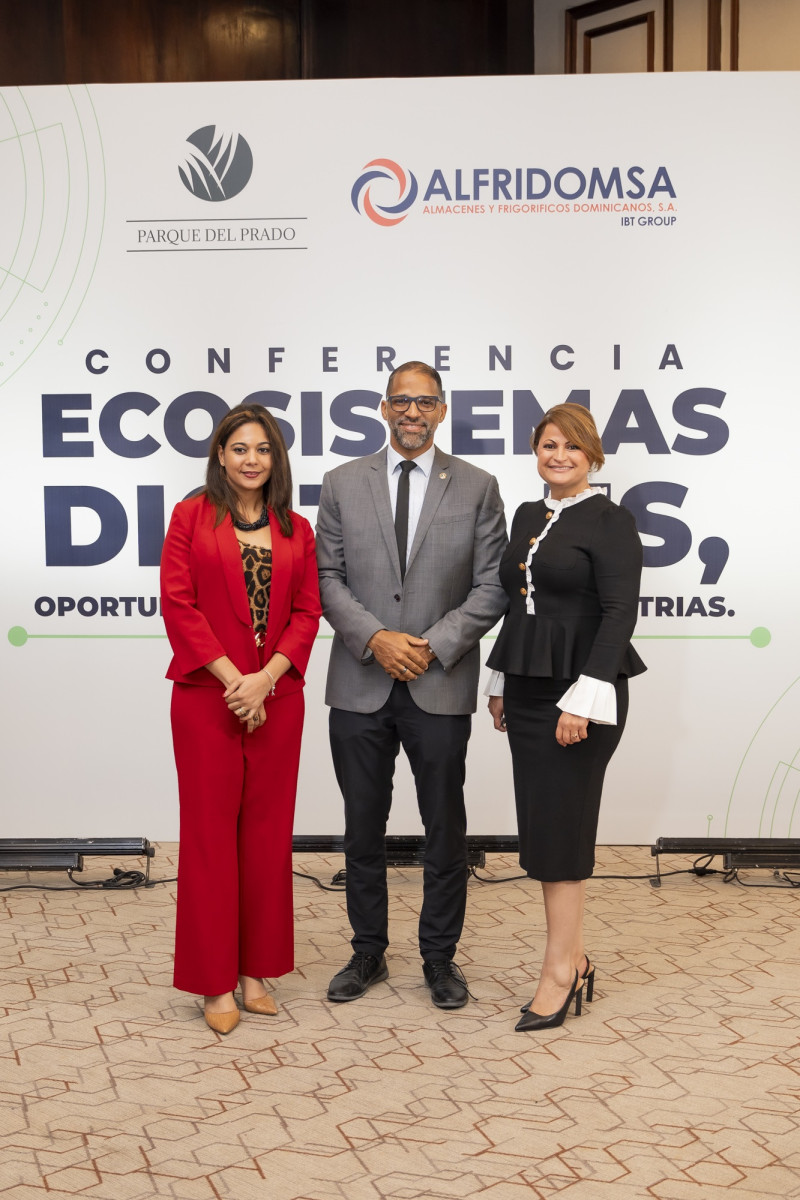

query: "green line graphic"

left=8, top=625, right=772, bottom=648
left=8, top=627, right=166, bottom=644
left=768, top=761, right=800, bottom=837
left=0, top=94, right=31, bottom=320
left=725, top=674, right=799, bottom=835
left=57, top=85, right=106, bottom=342
left=788, top=777, right=800, bottom=840
left=0, top=86, right=105, bottom=386
left=636, top=626, right=770, bottom=647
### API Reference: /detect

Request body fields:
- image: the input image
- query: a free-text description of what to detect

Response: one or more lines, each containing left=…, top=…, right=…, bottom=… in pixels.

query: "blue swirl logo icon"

left=179, top=126, right=253, bottom=201
left=351, top=158, right=418, bottom=226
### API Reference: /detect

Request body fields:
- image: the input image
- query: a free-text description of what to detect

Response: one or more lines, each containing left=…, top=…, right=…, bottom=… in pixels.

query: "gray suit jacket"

left=316, top=446, right=508, bottom=715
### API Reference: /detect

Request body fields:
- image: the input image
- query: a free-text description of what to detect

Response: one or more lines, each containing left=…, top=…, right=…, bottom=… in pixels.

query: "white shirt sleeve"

left=484, top=670, right=505, bottom=697
left=557, top=675, right=617, bottom=724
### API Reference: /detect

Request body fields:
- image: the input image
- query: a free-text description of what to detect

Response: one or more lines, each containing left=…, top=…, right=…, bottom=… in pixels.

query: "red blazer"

left=160, top=494, right=321, bottom=696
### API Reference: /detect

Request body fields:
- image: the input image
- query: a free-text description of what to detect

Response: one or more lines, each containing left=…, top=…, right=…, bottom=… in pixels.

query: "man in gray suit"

left=316, top=360, right=507, bottom=1008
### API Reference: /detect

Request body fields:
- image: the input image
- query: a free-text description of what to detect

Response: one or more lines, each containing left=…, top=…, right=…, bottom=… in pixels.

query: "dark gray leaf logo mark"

left=179, top=126, right=253, bottom=201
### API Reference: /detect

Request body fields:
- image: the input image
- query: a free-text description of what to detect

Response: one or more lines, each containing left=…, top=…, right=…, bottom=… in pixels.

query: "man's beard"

left=391, top=418, right=432, bottom=451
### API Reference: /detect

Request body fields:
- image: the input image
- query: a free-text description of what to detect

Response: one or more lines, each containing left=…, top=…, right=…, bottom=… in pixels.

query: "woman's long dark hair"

left=205, top=404, right=293, bottom=538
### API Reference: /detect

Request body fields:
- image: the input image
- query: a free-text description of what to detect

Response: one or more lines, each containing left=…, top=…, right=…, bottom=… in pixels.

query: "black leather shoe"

left=515, top=970, right=582, bottom=1032
left=327, top=953, right=388, bottom=1002
left=521, top=954, right=595, bottom=1012
left=422, top=959, right=470, bottom=1009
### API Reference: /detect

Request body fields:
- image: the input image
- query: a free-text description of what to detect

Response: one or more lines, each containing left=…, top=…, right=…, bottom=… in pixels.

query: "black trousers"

left=329, top=682, right=472, bottom=961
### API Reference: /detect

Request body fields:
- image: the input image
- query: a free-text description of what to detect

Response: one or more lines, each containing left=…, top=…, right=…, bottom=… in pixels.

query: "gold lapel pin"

left=439, top=472, right=447, bottom=480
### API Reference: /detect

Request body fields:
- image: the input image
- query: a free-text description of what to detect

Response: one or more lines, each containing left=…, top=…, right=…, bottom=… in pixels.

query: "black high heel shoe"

left=582, top=954, right=595, bottom=1003
left=520, top=953, right=594, bottom=1012
left=515, top=970, right=582, bottom=1032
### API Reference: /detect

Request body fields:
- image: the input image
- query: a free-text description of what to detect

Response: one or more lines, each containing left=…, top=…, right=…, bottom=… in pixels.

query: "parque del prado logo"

left=179, top=126, right=253, bottom=201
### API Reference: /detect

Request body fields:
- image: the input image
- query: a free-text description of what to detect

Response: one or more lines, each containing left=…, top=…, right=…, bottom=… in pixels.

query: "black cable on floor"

left=469, top=866, right=695, bottom=883
left=295, top=858, right=715, bottom=891
left=724, top=868, right=800, bottom=889
left=0, top=871, right=177, bottom=892
left=469, top=854, right=720, bottom=885
left=292, top=869, right=346, bottom=892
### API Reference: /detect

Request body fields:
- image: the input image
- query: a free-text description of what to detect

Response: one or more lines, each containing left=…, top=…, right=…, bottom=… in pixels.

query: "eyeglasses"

left=386, top=395, right=442, bottom=413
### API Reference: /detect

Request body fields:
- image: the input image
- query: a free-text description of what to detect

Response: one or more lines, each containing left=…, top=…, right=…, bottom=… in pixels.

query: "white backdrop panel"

left=1, top=73, right=797, bottom=842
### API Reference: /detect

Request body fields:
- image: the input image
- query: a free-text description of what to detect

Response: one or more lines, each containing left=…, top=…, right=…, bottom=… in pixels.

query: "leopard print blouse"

left=239, top=542, right=272, bottom=643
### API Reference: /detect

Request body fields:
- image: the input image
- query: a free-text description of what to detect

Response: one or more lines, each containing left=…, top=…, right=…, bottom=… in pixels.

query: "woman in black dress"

left=486, top=403, right=645, bottom=1032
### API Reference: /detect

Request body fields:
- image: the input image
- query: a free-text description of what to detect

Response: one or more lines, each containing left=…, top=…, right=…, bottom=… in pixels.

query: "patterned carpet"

left=1, top=846, right=799, bottom=1199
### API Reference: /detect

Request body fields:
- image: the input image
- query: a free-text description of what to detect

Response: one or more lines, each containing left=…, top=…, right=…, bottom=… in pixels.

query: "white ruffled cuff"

left=484, top=670, right=505, bottom=697
left=557, top=675, right=617, bottom=724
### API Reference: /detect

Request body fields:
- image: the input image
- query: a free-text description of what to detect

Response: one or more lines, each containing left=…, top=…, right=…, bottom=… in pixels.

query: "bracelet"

left=262, top=667, right=277, bottom=697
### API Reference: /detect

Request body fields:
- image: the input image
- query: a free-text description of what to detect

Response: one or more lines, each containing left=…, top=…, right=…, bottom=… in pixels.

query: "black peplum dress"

left=487, top=491, right=646, bottom=881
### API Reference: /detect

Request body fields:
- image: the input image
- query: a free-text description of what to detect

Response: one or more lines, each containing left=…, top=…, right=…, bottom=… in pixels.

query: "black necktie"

left=394, top=461, right=416, bottom=581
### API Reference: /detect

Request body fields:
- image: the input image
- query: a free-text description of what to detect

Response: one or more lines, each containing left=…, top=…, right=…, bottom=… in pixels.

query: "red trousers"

left=171, top=683, right=304, bottom=996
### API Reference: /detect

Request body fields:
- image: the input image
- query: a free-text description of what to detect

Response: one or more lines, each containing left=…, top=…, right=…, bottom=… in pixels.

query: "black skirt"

left=503, top=675, right=629, bottom=882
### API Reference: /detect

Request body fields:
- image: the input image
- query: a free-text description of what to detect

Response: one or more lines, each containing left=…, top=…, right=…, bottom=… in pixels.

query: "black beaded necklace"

left=233, top=505, right=270, bottom=531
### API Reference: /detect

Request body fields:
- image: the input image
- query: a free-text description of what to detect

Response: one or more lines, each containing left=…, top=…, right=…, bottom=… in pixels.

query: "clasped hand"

left=368, top=629, right=435, bottom=680
left=224, top=673, right=270, bottom=732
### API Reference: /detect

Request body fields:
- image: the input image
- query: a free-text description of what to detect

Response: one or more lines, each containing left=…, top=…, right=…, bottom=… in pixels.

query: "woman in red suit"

left=161, top=403, right=321, bottom=1034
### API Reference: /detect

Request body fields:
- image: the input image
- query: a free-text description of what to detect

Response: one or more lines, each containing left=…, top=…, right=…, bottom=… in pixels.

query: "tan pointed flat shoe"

left=204, top=1007, right=240, bottom=1034
left=243, top=992, right=278, bottom=1016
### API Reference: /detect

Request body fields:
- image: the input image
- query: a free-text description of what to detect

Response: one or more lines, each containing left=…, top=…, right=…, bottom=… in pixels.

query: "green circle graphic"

left=8, top=626, right=28, bottom=647
left=749, top=627, right=771, bottom=648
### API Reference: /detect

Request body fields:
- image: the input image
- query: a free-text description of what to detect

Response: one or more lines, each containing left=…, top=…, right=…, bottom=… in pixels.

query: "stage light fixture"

left=650, top=837, right=800, bottom=885
left=292, top=834, right=519, bottom=868
left=0, top=838, right=154, bottom=881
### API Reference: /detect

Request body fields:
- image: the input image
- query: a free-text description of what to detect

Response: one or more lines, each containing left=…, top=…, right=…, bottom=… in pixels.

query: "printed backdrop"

left=2, top=73, right=798, bottom=842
